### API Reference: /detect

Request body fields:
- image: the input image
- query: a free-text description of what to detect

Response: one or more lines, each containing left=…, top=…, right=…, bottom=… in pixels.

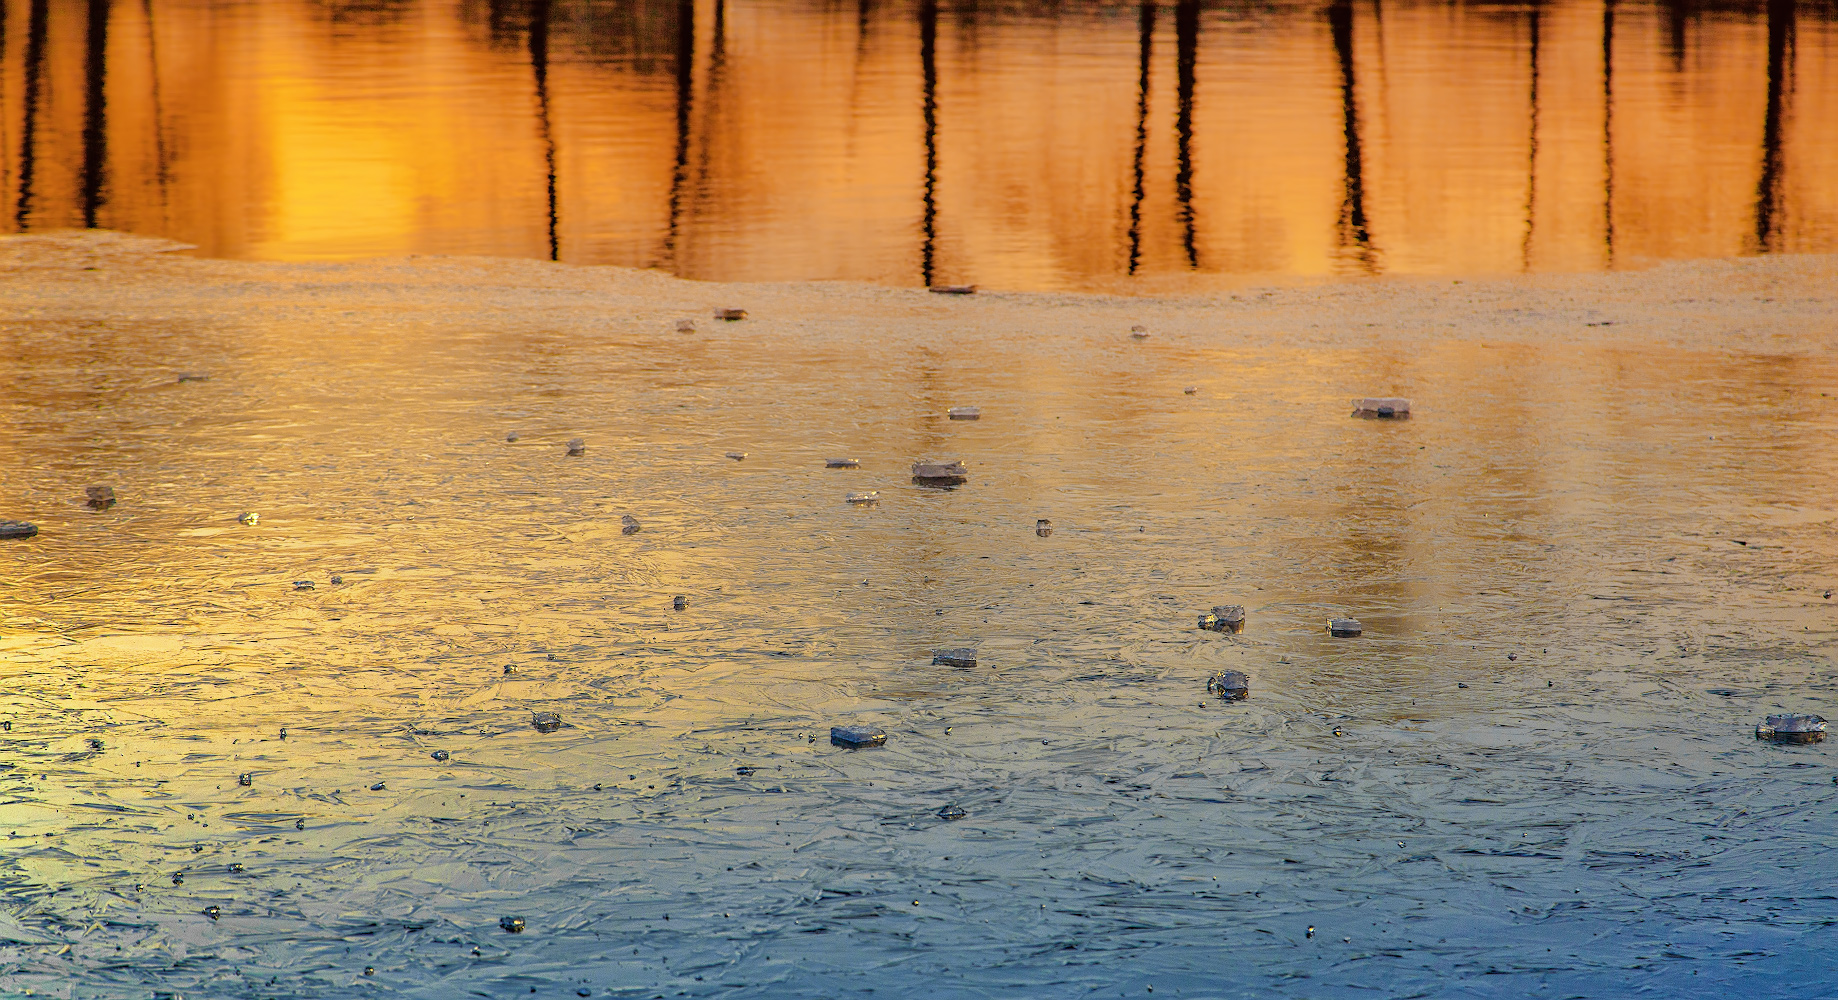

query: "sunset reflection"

left=1, top=0, right=1833, bottom=285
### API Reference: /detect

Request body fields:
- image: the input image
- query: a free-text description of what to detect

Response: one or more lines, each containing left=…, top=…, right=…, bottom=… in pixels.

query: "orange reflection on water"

left=0, top=0, right=1833, bottom=287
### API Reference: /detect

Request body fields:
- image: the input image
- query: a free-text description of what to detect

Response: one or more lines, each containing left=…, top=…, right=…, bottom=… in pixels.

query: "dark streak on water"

left=1523, top=0, right=1541, bottom=273
left=1603, top=0, right=1618, bottom=268
left=530, top=0, right=560, bottom=262
left=12, top=0, right=46, bottom=230
left=81, top=0, right=109, bottom=230
left=1329, top=0, right=1375, bottom=276
left=919, top=0, right=939, bottom=288
left=1754, top=0, right=1793, bottom=253
left=1126, top=0, right=1152, bottom=276
left=1173, top=0, right=1199, bottom=271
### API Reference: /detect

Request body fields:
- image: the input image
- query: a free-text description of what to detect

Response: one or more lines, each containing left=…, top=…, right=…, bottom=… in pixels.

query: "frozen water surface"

left=0, top=252, right=1836, bottom=998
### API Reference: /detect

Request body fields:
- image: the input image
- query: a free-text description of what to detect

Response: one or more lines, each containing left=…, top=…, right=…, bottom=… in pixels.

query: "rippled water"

left=1, top=245, right=1835, bottom=996
left=2, top=0, right=1837, bottom=286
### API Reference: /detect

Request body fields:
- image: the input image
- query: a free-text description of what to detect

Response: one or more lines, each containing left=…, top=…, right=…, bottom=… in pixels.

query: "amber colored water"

left=1, top=0, right=1836, bottom=287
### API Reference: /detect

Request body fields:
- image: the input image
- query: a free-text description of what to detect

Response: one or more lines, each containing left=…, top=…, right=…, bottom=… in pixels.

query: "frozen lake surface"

left=1, top=239, right=1835, bottom=997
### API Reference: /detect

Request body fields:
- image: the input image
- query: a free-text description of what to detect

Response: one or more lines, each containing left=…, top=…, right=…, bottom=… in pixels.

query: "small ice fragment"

left=1351, top=397, right=1411, bottom=418
left=1756, top=714, right=1826, bottom=743
left=846, top=491, right=879, bottom=504
left=947, top=406, right=981, bottom=420
left=238, top=773, right=253, bottom=786
left=1036, top=518, right=1052, bottom=537
left=912, top=459, right=968, bottom=482
left=431, top=750, right=450, bottom=762
left=531, top=712, right=563, bottom=733
left=725, top=451, right=747, bottom=460
left=85, top=485, right=116, bottom=509
left=826, top=457, right=861, bottom=468
left=930, top=284, right=976, bottom=295
left=831, top=725, right=886, bottom=748
left=293, top=580, right=315, bottom=591
left=672, top=596, right=688, bottom=610
left=676, top=318, right=696, bottom=333
left=1130, top=325, right=1149, bottom=338
left=621, top=515, right=641, bottom=534
left=499, top=915, right=525, bottom=933
left=236, top=512, right=259, bottom=525
left=714, top=308, right=748, bottom=321
left=1328, top=618, right=1363, bottom=637
left=933, top=648, right=978, bottom=668
left=368, top=782, right=386, bottom=791
left=937, top=804, right=967, bottom=821
left=566, top=438, right=586, bottom=456
left=1199, top=605, right=1246, bottom=633
left=1207, top=670, right=1250, bottom=700
left=0, top=521, right=38, bottom=540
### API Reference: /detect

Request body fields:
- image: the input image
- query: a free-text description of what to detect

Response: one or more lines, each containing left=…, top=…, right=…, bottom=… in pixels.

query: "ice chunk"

left=831, top=725, right=886, bottom=748
left=1207, top=670, right=1250, bottom=700
left=912, top=459, right=968, bottom=482
left=1756, top=714, right=1826, bottom=743
left=1352, top=397, right=1411, bottom=418
left=1199, top=605, right=1245, bottom=633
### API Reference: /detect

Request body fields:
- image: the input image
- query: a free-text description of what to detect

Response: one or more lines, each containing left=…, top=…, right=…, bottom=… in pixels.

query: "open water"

left=2, top=0, right=1837, bottom=286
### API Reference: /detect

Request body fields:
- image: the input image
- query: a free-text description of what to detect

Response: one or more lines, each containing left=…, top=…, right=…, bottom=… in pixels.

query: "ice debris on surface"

left=830, top=725, right=886, bottom=748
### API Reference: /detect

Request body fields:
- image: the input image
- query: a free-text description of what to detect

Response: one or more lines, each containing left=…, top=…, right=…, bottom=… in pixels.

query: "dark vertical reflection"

left=1127, top=0, right=1153, bottom=275
left=1173, top=0, right=1198, bottom=269
left=1522, top=1, right=1541, bottom=271
left=82, top=0, right=111, bottom=229
left=919, top=0, right=938, bottom=286
left=686, top=0, right=729, bottom=268
left=14, top=0, right=49, bottom=229
left=1664, top=0, right=1690, bottom=71
left=1602, top=0, right=1616, bottom=266
left=663, top=0, right=694, bottom=265
left=1753, top=0, right=1793, bottom=253
left=142, top=0, right=171, bottom=198
left=1329, top=0, right=1376, bottom=273
left=529, top=0, right=559, bottom=261
left=0, top=2, right=8, bottom=205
